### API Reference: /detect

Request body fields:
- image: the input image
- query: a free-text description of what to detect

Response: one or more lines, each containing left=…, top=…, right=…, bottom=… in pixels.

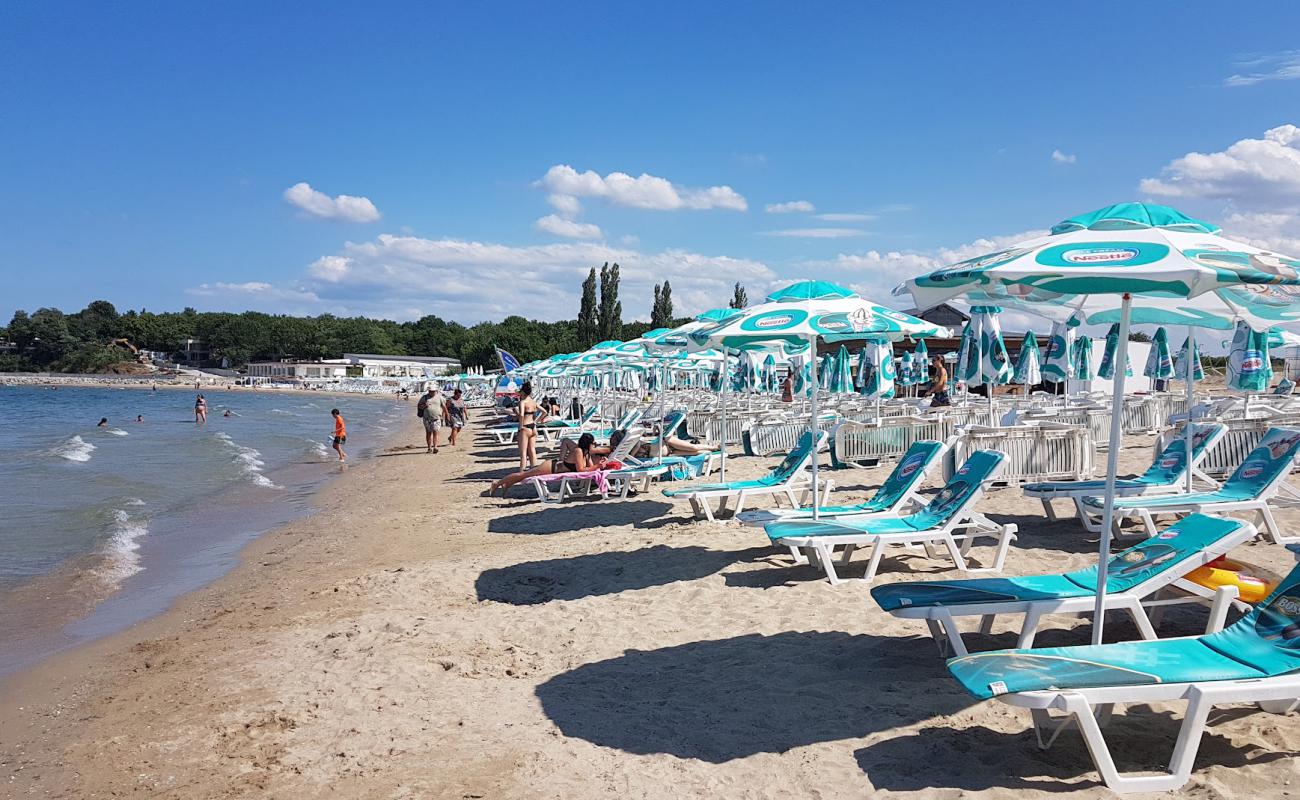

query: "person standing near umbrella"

left=926, top=354, right=951, bottom=406
left=780, top=370, right=793, bottom=403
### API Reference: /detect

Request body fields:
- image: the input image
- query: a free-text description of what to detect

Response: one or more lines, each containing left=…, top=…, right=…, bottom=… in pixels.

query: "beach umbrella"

left=902, top=201, right=1300, bottom=645
left=1144, top=327, right=1176, bottom=382
left=898, top=351, right=915, bottom=391
left=1228, top=320, right=1273, bottom=393
left=830, top=345, right=853, bottom=393
left=789, top=353, right=809, bottom=395
left=1012, top=331, right=1042, bottom=391
left=817, top=353, right=832, bottom=390
left=956, top=306, right=1011, bottom=409
left=690, top=280, right=949, bottom=519
left=762, top=353, right=778, bottom=393
left=1040, top=316, right=1080, bottom=385
left=913, top=340, right=930, bottom=386
left=1071, top=336, right=1094, bottom=381
left=1175, top=336, right=1205, bottom=382
left=1268, top=328, right=1300, bottom=349
left=1097, top=323, right=1133, bottom=380
left=858, top=337, right=896, bottom=405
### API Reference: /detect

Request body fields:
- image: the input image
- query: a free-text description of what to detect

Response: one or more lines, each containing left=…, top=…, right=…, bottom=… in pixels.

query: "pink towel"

left=529, top=470, right=610, bottom=494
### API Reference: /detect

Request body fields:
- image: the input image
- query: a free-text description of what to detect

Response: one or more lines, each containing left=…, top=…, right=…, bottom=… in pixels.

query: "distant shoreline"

left=0, top=372, right=414, bottom=400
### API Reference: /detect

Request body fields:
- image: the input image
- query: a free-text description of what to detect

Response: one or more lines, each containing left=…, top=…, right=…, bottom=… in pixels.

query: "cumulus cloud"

left=537, top=165, right=747, bottom=212
left=546, top=193, right=583, bottom=217
left=765, top=200, right=815, bottom=214
left=189, top=282, right=323, bottom=314
left=1225, top=51, right=1300, bottom=87
left=283, top=182, right=381, bottom=223
left=534, top=214, right=603, bottom=239
left=203, top=235, right=779, bottom=324
left=1051, top=149, right=1077, bottom=164
left=1139, top=125, right=1300, bottom=200
left=761, top=228, right=869, bottom=239
left=1221, top=211, right=1300, bottom=256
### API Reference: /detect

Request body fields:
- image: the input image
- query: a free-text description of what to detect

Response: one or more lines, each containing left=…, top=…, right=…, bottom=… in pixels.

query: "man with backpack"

left=417, top=386, right=446, bottom=453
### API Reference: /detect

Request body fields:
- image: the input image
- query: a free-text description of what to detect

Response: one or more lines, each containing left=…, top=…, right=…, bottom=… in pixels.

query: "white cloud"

left=1139, top=125, right=1300, bottom=200
left=189, top=282, right=323, bottom=314
left=1225, top=51, right=1300, bottom=87
left=620, top=234, right=640, bottom=246
left=765, top=200, right=815, bottom=214
left=546, top=193, right=582, bottom=217
left=203, top=235, right=779, bottom=324
left=537, top=164, right=747, bottom=212
left=761, top=228, right=869, bottom=239
left=282, top=182, right=381, bottom=223
left=801, top=229, right=1046, bottom=305
left=534, top=214, right=603, bottom=239
left=1051, top=149, right=1077, bottom=164
left=1221, top=211, right=1300, bottom=256
left=814, top=213, right=875, bottom=222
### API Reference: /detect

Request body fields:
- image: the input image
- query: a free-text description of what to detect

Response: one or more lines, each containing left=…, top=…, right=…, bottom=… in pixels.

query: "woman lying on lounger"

left=628, top=424, right=713, bottom=458
left=488, top=432, right=606, bottom=496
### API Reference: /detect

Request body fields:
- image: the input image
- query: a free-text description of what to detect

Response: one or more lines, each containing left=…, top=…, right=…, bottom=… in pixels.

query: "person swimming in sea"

left=97, top=417, right=108, bottom=427
left=136, top=414, right=144, bottom=423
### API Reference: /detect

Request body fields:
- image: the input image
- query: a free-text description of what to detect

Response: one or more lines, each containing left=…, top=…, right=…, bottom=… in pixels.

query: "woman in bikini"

left=515, top=381, right=545, bottom=470
left=489, top=432, right=602, bottom=496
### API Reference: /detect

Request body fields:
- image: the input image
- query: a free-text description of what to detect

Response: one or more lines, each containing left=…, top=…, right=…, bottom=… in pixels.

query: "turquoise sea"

left=0, top=385, right=407, bottom=676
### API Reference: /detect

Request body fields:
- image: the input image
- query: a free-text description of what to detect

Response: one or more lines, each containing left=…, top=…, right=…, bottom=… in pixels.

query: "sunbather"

left=488, top=432, right=606, bottom=496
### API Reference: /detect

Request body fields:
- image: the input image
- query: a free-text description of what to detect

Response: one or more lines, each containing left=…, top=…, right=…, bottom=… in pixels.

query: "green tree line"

left=1, top=269, right=748, bottom=373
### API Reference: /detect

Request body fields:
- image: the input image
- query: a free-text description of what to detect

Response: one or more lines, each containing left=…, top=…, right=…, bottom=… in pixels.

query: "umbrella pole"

left=719, top=351, right=728, bottom=483
left=1185, top=324, right=1195, bottom=493
left=1092, top=293, right=1131, bottom=645
left=808, top=334, right=820, bottom=520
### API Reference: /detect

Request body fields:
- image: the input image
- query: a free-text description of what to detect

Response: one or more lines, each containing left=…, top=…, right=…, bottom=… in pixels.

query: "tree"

left=1128, top=331, right=1152, bottom=343
left=651, top=281, right=674, bottom=328
left=730, top=282, right=748, bottom=309
left=597, top=262, right=622, bottom=341
left=577, top=267, right=599, bottom=347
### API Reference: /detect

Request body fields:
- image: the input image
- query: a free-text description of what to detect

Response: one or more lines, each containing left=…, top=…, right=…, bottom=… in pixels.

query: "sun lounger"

left=661, top=430, right=831, bottom=522
left=1022, top=423, right=1226, bottom=531
left=527, top=469, right=609, bottom=502
left=1081, top=426, right=1300, bottom=543
left=765, top=450, right=1015, bottom=585
left=873, top=514, right=1257, bottom=656
left=486, top=407, right=598, bottom=445
left=946, top=560, right=1300, bottom=793
left=558, top=407, right=644, bottom=443
left=735, top=437, right=951, bottom=527
left=624, top=410, right=723, bottom=477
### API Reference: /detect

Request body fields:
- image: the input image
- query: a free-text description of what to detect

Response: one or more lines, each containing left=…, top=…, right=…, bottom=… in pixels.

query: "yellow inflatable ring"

left=1186, top=558, right=1275, bottom=605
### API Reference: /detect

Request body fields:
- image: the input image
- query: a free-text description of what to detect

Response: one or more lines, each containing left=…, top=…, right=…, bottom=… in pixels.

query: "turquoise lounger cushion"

left=766, top=450, right=1005, bottom=542
left=948, top=560, right=1300, bottom=700
left=1024, top=422, right=1225, bottom=495
left=663, top=479, right=768, bottom=496
left=662, top=430, right=819, bottom=498
left=871, top=514, right=1245, bottom=611
left=1025, top=478, right=1151, bottom=494
left=761, top=439, right=945, bottom=519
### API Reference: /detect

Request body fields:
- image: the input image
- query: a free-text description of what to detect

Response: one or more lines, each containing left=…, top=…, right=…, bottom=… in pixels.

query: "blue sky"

left=3, top=2, right=1299, bottom=325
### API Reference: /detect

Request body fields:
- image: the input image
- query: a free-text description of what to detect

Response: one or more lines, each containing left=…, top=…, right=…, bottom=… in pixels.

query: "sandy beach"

left=3, top=411, right=1299, bottom=799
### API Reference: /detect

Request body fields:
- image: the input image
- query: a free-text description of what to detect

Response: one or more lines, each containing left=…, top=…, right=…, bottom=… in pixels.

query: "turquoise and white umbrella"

left=790, top=353, right=810, bottom=395
left=957, top=306, right=1011, bottom=391
left=1012, top=331, right=1042, bottom=389
left=902, top=202, right=1300, bottom=646
left=818, top=353, right=832, bottom=390
left=898, top=351, right=915, bottom=389
left=762, top=353, right=778, bottom=393
left=830, top=345, right=853, bottom=393
left=1040, top=316, right=1080, bottom=384
left=1268, top=328, right=1300, bottom=349
left=1175, top=336, right=1205, bottom=382
left=1228, top=320, right=1273, bottom=393
left=913, top=340, right=930, bottom=386
left=1097, top=323, right=1133, bottom=380
left=1071, top=336, right=1094, bottom=381
left=858, top=337, right=896, bottom=402
left=1144, top=327, right=1175, bottom=382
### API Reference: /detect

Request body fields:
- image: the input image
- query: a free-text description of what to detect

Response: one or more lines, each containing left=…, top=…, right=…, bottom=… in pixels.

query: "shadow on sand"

left=853, top=709, right=1297, bottom=793
left=475, top=545, right=771, bottom=605
left=536, top=631, right=962, bottom=762
left=486, top=500, right=676, bottom=535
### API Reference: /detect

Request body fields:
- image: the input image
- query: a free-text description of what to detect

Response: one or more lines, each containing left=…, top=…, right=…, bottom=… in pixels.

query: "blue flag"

left=495, top=346, right=520, bottom=374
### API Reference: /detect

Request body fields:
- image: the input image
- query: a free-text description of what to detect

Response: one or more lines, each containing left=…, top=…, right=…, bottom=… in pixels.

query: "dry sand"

left=3, top=412, right=1300, bottom=799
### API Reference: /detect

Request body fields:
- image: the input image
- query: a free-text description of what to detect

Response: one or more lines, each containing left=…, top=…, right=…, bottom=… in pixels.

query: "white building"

left=339, top=353, right=462, bottom=378
left=245, top=361, right=351, bottom=381
left=245, top=353, right=461, bottom=384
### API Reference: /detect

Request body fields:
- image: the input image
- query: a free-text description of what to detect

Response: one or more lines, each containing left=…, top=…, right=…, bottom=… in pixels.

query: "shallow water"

left=0, top=385, right=407, bottom=675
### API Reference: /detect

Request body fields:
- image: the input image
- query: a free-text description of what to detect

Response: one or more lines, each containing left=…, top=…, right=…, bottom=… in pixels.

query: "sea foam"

left=52, top=435, right=96, bottom=462
left=96, top=508, right=147, bottom=585
left=215, top=432, right=280, bottom=489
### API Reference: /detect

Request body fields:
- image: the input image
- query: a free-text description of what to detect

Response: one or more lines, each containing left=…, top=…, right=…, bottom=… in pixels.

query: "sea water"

left=0, top=385, right=408, bottom=676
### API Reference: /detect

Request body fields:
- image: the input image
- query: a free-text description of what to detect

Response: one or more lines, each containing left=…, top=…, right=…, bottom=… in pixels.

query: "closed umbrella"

left=1041, top=316, right=1080, bottom=386
left=898, top=351, right=915, bottom=393
left=913, top=340, right=930, bottom=387
left=1228, top=320, right=1273, bottom=394
left=831, top=345, right=853, bottom=393
left=1072, top=336, right=1095, bottom=381
left=1097, top=323, right=1133, bottom=380
left=1144, top=327, right=1175, bottom=383
left=1012, top=331, right=1042, bottom=393
left=1175, top=336, right=1205, bottom=382
left=859, top=337, right=896, bottom=412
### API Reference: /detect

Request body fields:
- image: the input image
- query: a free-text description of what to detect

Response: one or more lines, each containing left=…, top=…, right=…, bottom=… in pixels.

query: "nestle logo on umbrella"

left=754, top=314, right=795, bottom=328
left=1061, top=247, right=1139, bottom=264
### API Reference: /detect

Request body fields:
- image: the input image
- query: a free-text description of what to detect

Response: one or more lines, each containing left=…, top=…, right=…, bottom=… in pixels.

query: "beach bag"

left=416, top=398, right=427, bottom=418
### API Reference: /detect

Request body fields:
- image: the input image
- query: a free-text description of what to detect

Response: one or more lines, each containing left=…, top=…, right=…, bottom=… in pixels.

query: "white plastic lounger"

left=1082, top=426, right=1300, bottom=543
left=947, top=561, right=1300, bottom=793
left=661, top=430, right=831, bottom=522
left=735, top=437, right=951, bottom=527
left=486, top=407, right=597, bottom=445
left=1022, top=422, right=1226, bottom=531
left=872, top=514, right=1257, bottom=656
left=764, top=450, right=1016, bottom=585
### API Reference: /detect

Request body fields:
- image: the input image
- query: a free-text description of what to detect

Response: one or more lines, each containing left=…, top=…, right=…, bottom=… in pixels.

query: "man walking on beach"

left=331, top=408, right=347, bottom=462
left=418, top=386, right=445, bottom=454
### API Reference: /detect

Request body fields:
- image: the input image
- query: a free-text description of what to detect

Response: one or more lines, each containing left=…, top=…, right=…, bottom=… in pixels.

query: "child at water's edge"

left=331, top=409, right=347, bottom=462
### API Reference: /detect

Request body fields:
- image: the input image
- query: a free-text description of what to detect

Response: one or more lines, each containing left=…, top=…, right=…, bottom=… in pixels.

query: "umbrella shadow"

left=853, top=708, right=1299, bottom=793
left=475, top=545, right=771, bottom=605
left=536, top=631, right=964, bottom=762
left=486, top=500, right=676, bottom=534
